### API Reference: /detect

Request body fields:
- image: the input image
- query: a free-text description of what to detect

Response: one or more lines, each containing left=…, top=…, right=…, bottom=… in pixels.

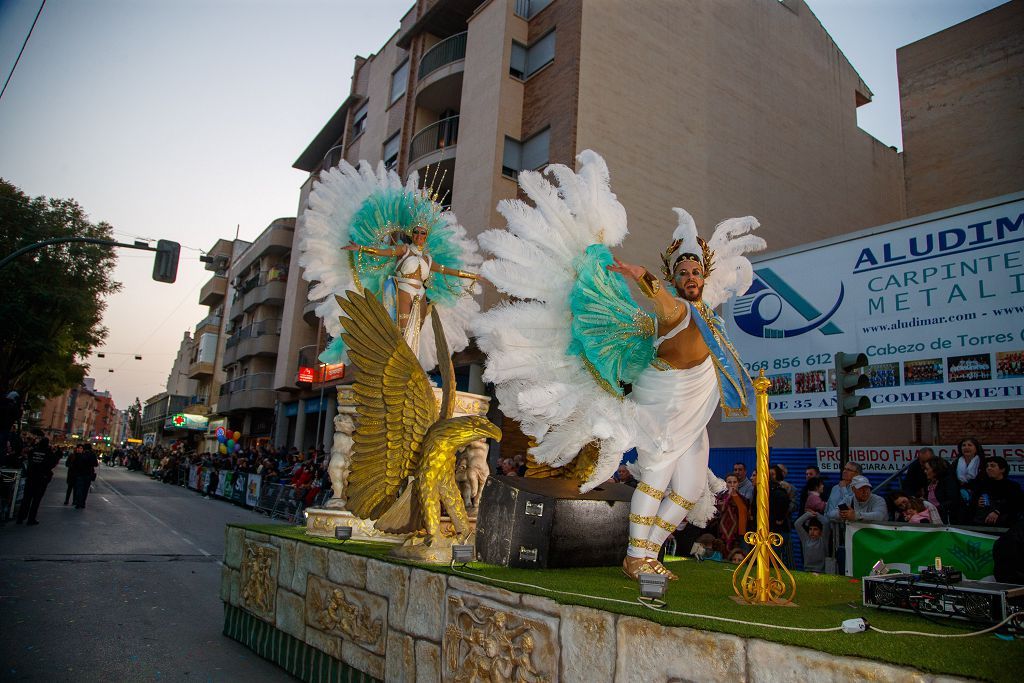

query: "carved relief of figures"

left=305, top=576, right=386, bottom=654
left=444, top=595, right=550, bottom=683
left=455, top=439, right=489, bottom=511
left=240, top=542, right=278, bottom=620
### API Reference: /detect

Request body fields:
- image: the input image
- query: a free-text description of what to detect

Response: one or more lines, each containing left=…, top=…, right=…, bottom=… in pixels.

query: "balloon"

left=219, top=444, right=227, bottom=454
left=227, top=439, right=234, bottom=449
left=233, top=431, right=241, bottom=441
left=234, top=443, right=241, bottom=452
left=217, top=434, right=226, bottom=443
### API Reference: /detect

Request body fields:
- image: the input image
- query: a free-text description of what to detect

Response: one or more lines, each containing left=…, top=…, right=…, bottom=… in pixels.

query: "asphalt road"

left=0, top=465, right=297, bottom=682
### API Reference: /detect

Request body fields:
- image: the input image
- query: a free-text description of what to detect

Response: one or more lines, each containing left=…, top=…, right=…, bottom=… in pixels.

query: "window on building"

left=514, top=0, right=553, bottom=19
left=501, top=127, right=550, bottom=179
left=383, top=132, right=400, bottom=171
left=510, top=31, right=556, bottom=80
left=352, top=101, right=368, bottom=138
left=390, top=59, right=408, bottom=104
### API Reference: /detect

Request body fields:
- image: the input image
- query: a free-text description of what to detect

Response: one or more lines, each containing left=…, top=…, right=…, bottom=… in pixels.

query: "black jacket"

left=25, top=438, right=59, bottom=480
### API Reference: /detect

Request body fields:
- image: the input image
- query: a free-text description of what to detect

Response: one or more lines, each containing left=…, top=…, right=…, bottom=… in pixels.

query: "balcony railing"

left=194, top=314, right=222, bottom=333
left=418, top=31, right=467, bottom=80
left=409, top=116, right=459, bottom=164
left=219, top=372, right=275, bottom=396
left=320, top=145, right=344, bottom=174
left=225, top=318, right=282, bottom=349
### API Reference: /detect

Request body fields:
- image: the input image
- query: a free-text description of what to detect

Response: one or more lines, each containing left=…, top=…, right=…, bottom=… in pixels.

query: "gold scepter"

left=732, top=369, right=796, bottom=605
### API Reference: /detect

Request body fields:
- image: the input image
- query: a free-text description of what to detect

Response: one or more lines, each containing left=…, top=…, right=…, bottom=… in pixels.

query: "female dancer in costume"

left=342, top=222, right=481, bottom=354
left=298, top=160, right=483, bottom=370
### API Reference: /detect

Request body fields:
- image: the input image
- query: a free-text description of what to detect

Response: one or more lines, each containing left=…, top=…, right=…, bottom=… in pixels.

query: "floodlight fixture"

left=638, top=571, right=668, bottom=608
left=334, top=526, right=353, bottom=542
left=451, top=544, right=475, bottom=568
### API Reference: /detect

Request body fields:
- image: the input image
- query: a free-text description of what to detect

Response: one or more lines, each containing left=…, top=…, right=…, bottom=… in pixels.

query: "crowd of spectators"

left=144, top=442, right=333, bottom=509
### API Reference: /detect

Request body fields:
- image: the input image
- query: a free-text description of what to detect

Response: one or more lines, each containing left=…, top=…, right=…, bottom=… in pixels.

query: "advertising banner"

left=246, top=474, right=262, bottom=507
left=188, top=465, right=199, bottom=490
left=723, top=194, right=1024, bottom=419
left=816, top=444, right=1024, bottom=475
left=845, top=522, right=998, bottom=580
left=200, top=469, right=211, bottom=493
left=232, top=473, right=246, bottom=502
left=215, top=473, right=227, bottom=498
left=221, top=472, right=234, bottom=497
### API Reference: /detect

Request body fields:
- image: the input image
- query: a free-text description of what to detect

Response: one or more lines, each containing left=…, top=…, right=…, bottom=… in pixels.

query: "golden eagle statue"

left=337, top=289, right=501, bottom=555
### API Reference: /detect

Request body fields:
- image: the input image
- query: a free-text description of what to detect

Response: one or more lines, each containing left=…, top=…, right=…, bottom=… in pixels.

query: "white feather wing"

left=475, top=150, right=635, bottom=491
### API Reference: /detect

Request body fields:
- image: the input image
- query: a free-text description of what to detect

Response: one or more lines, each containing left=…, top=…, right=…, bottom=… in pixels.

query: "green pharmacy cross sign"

left=164, top=413, right=209, bottom=431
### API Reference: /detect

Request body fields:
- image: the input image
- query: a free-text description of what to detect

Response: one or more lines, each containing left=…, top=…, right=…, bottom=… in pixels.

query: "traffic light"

left=835, top=351, right=871, bottom=417
left=153, top=239, right=181, bottom=283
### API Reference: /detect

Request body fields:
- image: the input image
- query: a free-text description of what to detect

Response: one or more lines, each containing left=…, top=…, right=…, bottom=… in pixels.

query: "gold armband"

left=637, top=270, right=661, bottom=298
left=358, top=245, right=384, bottom=256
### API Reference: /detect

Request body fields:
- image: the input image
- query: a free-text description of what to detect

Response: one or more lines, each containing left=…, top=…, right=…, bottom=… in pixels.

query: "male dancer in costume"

left=608, top=239, right=755, bottom=580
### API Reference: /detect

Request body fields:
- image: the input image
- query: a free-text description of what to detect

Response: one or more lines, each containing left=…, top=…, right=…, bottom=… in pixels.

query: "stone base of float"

left=222, top=526, right=970, bottom=683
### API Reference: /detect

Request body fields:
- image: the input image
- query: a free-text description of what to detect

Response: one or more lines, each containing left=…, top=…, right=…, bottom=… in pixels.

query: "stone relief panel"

left=443, top=591, right=559, bottom=683
left=239, top=541, right=279, bottom=622
left=305, top=574, right=387, bottom=655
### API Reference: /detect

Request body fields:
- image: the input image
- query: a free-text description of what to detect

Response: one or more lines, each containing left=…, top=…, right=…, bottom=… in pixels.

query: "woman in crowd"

left=954, top=437, right=984, bottom=490
left=715, top=473, right=749, bottom=553
left=924, top=456, right=960, bottom=523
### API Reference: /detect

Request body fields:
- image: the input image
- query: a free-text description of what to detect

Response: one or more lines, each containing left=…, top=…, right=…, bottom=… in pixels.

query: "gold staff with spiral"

left=732, top=369, right=796, bottom=605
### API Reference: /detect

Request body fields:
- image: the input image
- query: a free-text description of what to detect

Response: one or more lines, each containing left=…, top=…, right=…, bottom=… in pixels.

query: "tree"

left=0, top=179, right=122, bottom=400
left=127, top=397, right=142, bottom=439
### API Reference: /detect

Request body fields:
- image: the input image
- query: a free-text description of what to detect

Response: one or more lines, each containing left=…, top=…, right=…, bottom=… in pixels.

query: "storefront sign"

left=164, top=413, right=209, bottom=431
left=816, top=444, right=1024, bottom=475
left=724, top=194, right=1024, bottom=419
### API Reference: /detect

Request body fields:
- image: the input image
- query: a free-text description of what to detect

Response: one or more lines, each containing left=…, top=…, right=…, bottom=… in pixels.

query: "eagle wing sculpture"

left=338, top=289, right=500, bottom=546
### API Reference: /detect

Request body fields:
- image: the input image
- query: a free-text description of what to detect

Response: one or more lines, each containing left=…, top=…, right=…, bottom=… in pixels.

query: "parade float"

left=221, top=155, right=1020, bottom=682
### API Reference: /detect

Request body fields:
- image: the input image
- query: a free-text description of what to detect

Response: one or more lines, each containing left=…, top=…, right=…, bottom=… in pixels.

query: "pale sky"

left=0, top=0, right=1007, bottom=409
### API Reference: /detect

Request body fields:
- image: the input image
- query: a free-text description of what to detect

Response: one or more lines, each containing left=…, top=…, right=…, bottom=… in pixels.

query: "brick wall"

left=938, top=408, right=1024, bottom=445
left=521, top=0, right=581, bottom=167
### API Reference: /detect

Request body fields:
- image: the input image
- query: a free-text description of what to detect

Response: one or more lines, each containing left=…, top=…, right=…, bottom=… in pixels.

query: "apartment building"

left=279, top=0, right=906, bottom=454
left=218, top=218, right=294, bottom=444
left=897, top=1, right=1024, bottom=445
left=39, top=378, right=118, bottom=445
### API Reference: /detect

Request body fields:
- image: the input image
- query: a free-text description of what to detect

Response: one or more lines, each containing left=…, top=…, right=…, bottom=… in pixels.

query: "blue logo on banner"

left=733, top=268, right=844, bottom=338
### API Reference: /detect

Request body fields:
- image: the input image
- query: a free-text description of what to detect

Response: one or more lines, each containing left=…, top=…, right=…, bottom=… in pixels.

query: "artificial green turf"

left=233, top=523, right=1024, bottom=681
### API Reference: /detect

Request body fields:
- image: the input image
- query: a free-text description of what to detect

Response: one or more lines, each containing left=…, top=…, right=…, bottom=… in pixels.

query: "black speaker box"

left=474, top=475, right=636, bottom=569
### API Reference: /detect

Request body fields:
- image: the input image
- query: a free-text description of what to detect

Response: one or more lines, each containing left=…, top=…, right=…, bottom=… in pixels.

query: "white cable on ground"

left=448, top=567, right=1022, bottom=638
left=868, top=613, right=1022, bottom=638
left=450, top=567, right=843, bottom=633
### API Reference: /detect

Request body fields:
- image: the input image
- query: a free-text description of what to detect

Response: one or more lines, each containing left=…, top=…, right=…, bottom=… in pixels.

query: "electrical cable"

left=448, top=567, right=1022, bottom=638
left=868, top=612, right=1022, bottom=638
left=449, top=567, right=844, bottom=633
left=0, top=0, right=45, bottom=103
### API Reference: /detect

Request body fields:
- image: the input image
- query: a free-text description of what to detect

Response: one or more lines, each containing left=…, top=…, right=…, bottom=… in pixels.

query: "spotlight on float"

left=451, top=544, right=475, bottom=569
left=871, top=559, right=888, bottom=576
left=638, top=571, right=668, bottom=608
left=334, top=526, right=353, bottom=543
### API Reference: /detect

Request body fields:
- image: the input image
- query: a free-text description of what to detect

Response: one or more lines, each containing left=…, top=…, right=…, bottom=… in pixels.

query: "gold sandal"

left=622, top=555, right=649, bottom=580
left=642, top=558, right=678, bottom=581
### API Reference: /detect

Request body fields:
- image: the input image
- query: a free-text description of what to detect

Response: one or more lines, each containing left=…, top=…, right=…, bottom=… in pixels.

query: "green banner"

left=847, top=523, right=998, bottom=579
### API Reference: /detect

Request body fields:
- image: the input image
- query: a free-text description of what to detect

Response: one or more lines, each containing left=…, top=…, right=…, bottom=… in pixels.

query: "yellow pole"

left=732, top=369, right=796, bottom=605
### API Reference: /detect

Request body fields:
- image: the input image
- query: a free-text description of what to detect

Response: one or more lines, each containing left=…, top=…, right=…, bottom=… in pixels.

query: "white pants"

left=626, top=357, right=719, bottom=558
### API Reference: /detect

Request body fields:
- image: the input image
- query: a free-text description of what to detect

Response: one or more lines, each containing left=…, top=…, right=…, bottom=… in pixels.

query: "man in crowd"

left=969, top=456, right=1022, bottom=526
left=902, top=446, right=934, bottom=498
left=835, top=475, right=887, bottom=523
left=16, top=429, right=59, bottom=525
left=733, top=462, right=754, bottom=500
left=70, top=443, right=99, bottom=509
left=826, top=461, right=863, bottom=522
